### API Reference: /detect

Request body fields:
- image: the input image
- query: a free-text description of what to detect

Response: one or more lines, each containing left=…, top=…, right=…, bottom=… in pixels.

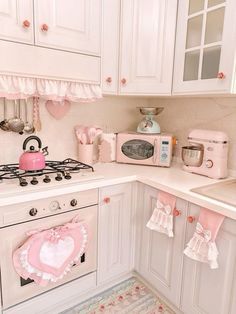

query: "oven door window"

left=121, top=140, right=154, bottom=160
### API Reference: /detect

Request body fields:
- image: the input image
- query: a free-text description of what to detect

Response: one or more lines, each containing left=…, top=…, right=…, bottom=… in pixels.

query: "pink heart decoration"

left=45, top=100, right=71, bottom=120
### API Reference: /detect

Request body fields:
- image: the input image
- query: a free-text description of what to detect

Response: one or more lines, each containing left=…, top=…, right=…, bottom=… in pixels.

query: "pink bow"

left=196, top=222, right=212, bottom=242
left=156, top=200, right=172, bottom=215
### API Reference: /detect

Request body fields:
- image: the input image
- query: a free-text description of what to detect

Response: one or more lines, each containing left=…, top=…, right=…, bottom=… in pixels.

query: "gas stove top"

left=0, top=158, right=96, bottom=187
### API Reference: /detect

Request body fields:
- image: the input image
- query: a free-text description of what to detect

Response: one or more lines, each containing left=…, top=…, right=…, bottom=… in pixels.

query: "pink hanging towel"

left=146, top=191, right=176, bottom=237
left=13, top=216, right=88, bottom=286
left=184, top=208, right=225, bottom=269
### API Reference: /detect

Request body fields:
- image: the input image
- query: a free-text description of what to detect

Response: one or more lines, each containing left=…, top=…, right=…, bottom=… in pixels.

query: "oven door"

left=117, top=137, right=160, bottom=165
left=0, top=205, right=97, bottom=309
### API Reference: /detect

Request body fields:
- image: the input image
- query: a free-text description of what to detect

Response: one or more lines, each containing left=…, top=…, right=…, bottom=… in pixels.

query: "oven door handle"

left=153, top=139, right=158, bottom=164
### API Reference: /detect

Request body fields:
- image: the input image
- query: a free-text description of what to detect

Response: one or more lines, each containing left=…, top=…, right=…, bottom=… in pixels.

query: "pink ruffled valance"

left=0, top=75, right=102, bottom=102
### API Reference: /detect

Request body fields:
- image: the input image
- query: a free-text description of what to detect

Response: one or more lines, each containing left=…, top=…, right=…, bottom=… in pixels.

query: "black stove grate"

left=0, top=158, right=94, bottom=186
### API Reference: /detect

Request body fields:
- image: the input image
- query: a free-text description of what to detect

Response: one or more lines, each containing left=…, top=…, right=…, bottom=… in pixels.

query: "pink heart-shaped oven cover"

left=13, top=219, right=88, bottom=286
left=45, top=100, right=71, bottom=120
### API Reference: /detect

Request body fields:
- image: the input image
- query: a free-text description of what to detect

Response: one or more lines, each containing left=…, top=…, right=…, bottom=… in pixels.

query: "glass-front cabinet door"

left=173, top=0, right=236, bottom=94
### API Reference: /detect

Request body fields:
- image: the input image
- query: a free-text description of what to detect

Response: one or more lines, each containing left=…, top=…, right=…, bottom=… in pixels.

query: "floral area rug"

left=61, top=277, right=176, bottom=314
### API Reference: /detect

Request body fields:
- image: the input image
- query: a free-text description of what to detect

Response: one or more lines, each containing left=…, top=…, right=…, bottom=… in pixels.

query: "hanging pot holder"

left=13, top=216, right=88, bottom=286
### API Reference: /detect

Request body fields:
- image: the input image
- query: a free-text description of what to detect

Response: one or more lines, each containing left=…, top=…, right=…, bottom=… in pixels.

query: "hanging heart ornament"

left=45, top=100, right=71, bottom=120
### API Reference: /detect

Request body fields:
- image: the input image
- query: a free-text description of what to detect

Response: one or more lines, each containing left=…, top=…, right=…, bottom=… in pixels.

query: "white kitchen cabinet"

left=101, top=0, right=120, bottom=94
left=135, top=184, right=188, bottom=308
left=97, top=183, right=134, bottom=285
left=173, top=0, right=236, bottom=95
left=34, top=0, right=101, bottom=56
left=101, top=0, right=177, bottom=95
left=0, top=0, right=101, bottom=56
left=0, top=0, right=34, bottom=44
left=181, top=203, right=236, bottom=314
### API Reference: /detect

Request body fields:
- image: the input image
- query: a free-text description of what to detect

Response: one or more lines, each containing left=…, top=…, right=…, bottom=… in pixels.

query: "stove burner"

left=0, top=158, right=94, bottom=186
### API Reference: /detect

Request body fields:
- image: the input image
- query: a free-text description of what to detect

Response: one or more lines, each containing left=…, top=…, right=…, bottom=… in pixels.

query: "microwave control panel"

left=159, top=138, right=172, bottom=166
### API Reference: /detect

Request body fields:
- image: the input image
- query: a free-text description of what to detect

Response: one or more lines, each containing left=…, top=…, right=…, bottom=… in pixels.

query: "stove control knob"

left=29, top=208, right=38, bottom=216
left=20, top=178, right=28, bottom=187
left=49, top=201, right=60, bottom=211
left=65, top=172, right=72, bottom=180
left=206, top=159, right=213, bottom=168
left=70, top=199, right=78, bottom=207
left=55, top=173, right=63, bottom=181
left=43, top=175, right=51, bottom=183
left=31, top=177, right=38, bottom=185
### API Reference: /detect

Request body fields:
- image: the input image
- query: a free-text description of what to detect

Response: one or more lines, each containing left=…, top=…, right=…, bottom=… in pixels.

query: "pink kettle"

left=19, top=136, right=49, bottom=171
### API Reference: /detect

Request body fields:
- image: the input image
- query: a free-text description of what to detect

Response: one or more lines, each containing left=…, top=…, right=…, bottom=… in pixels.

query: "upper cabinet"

left=0, top=0, right=101, bottom=83
left=34, top=0, right=101, bottom=56
left=0, top=0, right=34, bottom=44
left=102, top=0, right=178, bottom=96
left=173, top=0, right=236, bottom=95
left=0, top=0, right=101, bottom=56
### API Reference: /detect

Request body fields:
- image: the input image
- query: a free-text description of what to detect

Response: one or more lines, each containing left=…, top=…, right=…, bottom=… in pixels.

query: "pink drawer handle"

left=173, top=209, right=181, bottom=217
left=104, top=197, right=110, bottom=204
left=106, top=77, right=112, bottom=83
left=23, top=20, right=30, bottom=28
left=217, top=72, right=225, bottom=79
left=187, top=216, right=195, bottom=223
left=121, top=78, right=127, bottom=85
left=41, top=24, right=49, bottom=32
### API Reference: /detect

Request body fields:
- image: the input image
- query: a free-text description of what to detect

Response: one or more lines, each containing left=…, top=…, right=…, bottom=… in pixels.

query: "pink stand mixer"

left=182, top=129, right=228, bottom=179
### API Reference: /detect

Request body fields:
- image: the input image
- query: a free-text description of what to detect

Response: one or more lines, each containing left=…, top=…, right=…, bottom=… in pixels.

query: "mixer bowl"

left=137, top=107, right=164, bottom=116
left=182, top=145, right=204, bottom=167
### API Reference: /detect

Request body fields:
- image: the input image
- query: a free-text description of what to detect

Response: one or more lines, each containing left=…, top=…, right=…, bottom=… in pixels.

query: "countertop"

left=0, top=162, right=235, bottom=220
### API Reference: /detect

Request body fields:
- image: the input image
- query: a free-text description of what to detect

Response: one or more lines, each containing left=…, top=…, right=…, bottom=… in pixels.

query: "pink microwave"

left=116, top=132, right=173, bottom=167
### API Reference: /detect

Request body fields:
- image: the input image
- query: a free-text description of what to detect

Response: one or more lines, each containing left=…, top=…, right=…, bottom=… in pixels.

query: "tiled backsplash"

left=149, top=97, right=236, bottom=172
left=0, top=96, right=146, bottom=164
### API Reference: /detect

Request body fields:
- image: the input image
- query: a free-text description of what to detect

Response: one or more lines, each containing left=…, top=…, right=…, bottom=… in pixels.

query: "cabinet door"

left=97, top=183, right=134, bottom=284
left=181, top=203, right=236, bottom=314
left=0, top=0, right=34, bottom=44
left=101, top=0, right=120, bottom=94
left=119, top=0, right=177, bottom=95
left=173, top=0, right=236, bottom=95
left=34, top=0, right=101, bottom=56
left=135, top=184, right=187, bottom=308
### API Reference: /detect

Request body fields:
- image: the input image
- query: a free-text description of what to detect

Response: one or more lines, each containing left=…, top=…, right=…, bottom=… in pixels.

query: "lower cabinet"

left=181, top=203, right=236, bottom=314
left=97, top=183, right=134, bottom=285
left=97, top=182, right=236, bottom=314
left=135, top=184, right=188, bottom=308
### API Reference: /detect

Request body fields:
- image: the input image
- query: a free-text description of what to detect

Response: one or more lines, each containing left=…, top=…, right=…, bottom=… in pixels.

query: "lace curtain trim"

left=0, top=75, right=102, bottom=102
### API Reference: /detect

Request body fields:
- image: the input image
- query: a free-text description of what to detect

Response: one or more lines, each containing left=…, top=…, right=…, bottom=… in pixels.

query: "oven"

left=0, top=189, right=98, bottom=310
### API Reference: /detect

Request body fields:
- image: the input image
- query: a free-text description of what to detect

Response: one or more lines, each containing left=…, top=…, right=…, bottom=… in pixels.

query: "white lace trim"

left=0, top=75, right=102, bottom=101
left=184, top=231, right=219, bottom=269
left=146, top=200, right=174, bottom=237
left=18, top=224, right=87, bottom=284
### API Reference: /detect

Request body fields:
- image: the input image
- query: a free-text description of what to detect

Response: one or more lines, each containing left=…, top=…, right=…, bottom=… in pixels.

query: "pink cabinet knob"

left=121, top=78, right=127, bottom=85
left=41, top=24, right=49, bottom=32
left=22, top=20, right=30, bottom=28
left=187, top=216, right=195, bottom=223
left=104, top=197, right=110, bottom=204
left=173, top=209, right=181, bottom=217
left=217, top=72, right=225, bottom=79
left=106, top=77, right=112, bottom=83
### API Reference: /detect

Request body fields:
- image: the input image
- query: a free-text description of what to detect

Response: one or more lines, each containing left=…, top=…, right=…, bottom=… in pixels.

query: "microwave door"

left=121, top=139, right=154, bottom=160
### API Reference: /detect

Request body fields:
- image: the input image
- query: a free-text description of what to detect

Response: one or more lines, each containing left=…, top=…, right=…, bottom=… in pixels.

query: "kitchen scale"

left=137, top=107, right=164, bottom=133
